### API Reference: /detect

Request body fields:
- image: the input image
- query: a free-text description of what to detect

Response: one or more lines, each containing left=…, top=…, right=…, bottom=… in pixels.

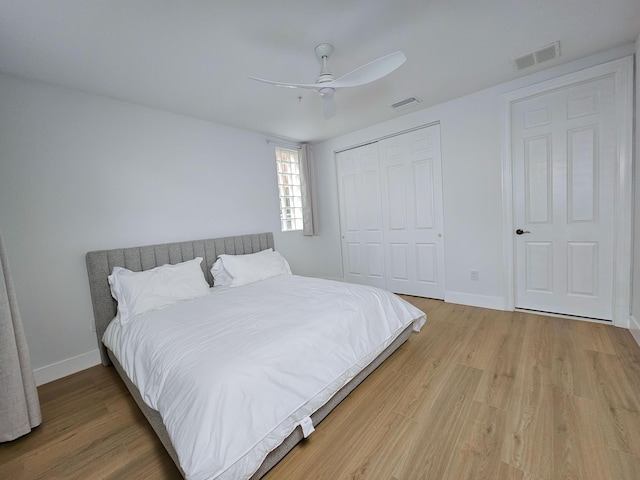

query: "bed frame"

left=86, top=232, right=413, bottom=479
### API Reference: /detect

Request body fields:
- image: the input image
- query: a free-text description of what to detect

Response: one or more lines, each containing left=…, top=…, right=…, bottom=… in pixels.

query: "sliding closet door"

left=336, top=143, right=386, bottom=289
left=336, top=125, right=445, bottom=298
left=379, top=125, right=445, bottom=298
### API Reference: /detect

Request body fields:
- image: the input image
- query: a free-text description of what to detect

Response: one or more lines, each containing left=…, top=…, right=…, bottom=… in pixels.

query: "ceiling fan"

left=248, top=44, right=406, bottom=119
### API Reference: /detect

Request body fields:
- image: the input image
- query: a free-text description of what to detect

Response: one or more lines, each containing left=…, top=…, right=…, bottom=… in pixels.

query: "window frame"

left=275, top=146, right=304, bottom=232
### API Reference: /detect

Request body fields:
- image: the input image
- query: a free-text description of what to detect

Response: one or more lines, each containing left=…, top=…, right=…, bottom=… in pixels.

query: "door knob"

left=515, top=229, right=531, bottom=235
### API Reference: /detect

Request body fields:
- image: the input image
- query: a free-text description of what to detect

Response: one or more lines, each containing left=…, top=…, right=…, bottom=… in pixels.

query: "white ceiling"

left=1, top=1, right=638, bottom=143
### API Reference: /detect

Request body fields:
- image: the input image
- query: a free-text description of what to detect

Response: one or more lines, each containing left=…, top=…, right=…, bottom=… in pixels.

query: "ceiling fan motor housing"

left=315, top=43, right=335, bottom=83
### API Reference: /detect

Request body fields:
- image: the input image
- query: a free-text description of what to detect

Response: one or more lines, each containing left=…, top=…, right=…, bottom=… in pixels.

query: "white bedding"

left=103, top=275, right=426, bottom=480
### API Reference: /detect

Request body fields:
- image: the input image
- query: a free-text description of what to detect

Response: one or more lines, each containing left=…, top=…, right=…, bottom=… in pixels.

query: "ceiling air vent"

left=512, top=41, right=560, bottom=71
left=391, top=96, right=422, bottom=111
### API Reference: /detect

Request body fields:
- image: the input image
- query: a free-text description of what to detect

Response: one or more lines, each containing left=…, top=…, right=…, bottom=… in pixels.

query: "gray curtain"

left=299, top=144, right=315, bottom=236
left=0, top=230, right=41, bottom=442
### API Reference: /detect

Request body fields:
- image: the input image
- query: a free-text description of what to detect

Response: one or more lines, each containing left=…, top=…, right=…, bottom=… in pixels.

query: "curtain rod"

left=266, top=138, right=303, bottom=149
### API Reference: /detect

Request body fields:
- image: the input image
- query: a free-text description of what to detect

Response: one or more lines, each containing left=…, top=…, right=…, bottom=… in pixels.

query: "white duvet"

left=103, top=275, right=425, bottom=480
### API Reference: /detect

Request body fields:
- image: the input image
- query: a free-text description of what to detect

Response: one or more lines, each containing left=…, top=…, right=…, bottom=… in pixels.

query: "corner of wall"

left=632, top=33, right=640, bottom=338
left=33, top=349, right=101, bottom=386
left=444, top=291, right=507, bottom=311
left=630, top=315, right=640, bottom=348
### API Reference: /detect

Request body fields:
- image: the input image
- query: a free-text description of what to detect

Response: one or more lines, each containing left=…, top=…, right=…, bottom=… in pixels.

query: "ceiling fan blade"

left=328, top=51, right=406, bottom=89
left=248, top=75, right=322, bottom=90
left=322, top=95, right=337, bottom=119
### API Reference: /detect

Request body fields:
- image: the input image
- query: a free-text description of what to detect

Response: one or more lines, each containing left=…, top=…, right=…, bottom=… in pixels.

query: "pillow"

left=108, top=257, right=210, bottom=325
left=216, top=249, right=291, bottom=287
left=210, top=258, right=234, bottom=286
left=210, top=248, right=273, bottom=286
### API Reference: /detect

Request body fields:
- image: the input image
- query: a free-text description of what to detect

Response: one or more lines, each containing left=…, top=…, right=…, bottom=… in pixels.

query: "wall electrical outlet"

left=470, top=270, right=479, bottom=281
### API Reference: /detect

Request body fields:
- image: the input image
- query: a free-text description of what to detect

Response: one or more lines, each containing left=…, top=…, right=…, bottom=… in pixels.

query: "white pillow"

left=210, top=258, right=234, bottom=286
left=216, top=249, right=291, bottom=287
left=210, top=248, right=273, bottom=286
left=108, top=257, right=210, bottom=324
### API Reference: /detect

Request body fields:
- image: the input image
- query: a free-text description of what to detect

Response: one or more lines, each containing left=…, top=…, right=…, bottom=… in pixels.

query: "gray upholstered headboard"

left=86, top=232, right=274, bottom=365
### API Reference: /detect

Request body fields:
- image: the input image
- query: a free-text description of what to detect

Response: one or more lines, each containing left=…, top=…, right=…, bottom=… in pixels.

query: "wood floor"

left=2, top=298, right=640, bottom=479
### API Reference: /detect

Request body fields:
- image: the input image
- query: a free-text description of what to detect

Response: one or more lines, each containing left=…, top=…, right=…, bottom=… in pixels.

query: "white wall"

left=631, top=34, right=640, bottom=345
left=0, top=74, right=291, bottom=384
left=1, top=43, right=636, bottom=385
left=305, top=44, right=636, bottom=311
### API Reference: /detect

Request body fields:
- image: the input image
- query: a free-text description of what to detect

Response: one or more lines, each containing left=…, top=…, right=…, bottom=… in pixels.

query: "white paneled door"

left=336, top=143, right=386, bottom=289
left=336, top=125, right=445, bottom=298
left=511, top=74, right=617, bottom=320
left=379, top=127, right=445, bottom=298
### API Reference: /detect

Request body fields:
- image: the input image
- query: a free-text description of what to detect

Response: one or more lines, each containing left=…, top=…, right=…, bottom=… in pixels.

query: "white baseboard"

left=629, top=315, right=640, bottom=348
left=444, top=291, right=507, bottom=311
left=33, top=349, right=101, bottom=386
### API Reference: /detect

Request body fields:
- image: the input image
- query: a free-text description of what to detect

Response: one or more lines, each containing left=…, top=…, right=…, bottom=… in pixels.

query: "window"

left=275, top=147, right=303, bottom=231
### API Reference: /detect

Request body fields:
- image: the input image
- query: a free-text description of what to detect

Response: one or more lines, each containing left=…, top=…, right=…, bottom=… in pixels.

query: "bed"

left=86, top=232, right=425, bottom=480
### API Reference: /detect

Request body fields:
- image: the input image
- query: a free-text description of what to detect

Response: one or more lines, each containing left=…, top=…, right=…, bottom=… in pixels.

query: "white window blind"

left=274, top=145, right=315, bottom=234
left=275, top=147, right=303, bottom=231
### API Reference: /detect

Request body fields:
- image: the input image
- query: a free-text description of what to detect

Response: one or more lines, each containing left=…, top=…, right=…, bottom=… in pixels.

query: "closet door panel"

left=336, top=144, right=385, bottom=289
left=379, top=125, right=445, bottom=298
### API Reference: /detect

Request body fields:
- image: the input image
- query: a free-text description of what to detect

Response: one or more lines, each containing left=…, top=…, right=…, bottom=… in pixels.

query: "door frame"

left=500, top=56, right=633, bottom=327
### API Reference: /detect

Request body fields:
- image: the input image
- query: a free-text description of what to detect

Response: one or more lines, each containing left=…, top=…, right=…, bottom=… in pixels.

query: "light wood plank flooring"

left=2, top=298, right=640, bottom=479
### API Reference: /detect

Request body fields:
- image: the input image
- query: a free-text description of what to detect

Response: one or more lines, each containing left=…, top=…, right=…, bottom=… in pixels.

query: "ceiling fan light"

left=318, top=87, right=335, bottom=98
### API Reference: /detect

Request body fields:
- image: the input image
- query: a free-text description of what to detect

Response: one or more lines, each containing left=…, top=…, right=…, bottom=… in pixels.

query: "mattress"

left=103, top=274, right=425, bottom=480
